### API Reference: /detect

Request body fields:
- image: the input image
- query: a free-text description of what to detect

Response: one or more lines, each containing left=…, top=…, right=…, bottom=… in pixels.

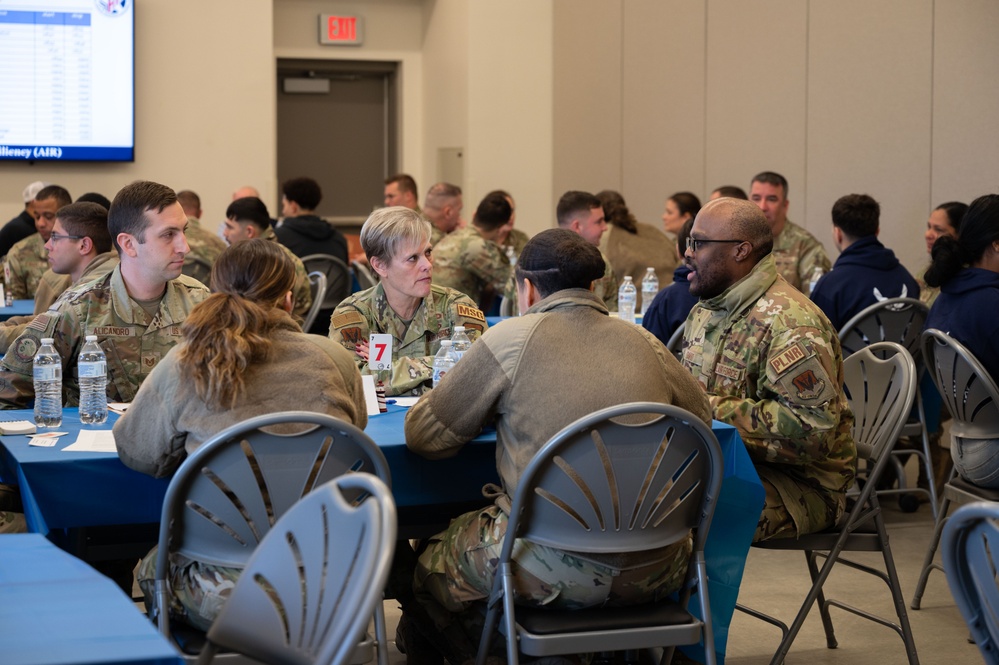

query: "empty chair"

left=351, top=260, right=378, bottom=291
left=303, top=271, right=328, bottom=332
left=911, top=329, right=999, bottom=610
left=198, top=473, right=397, bottom=665
left=475, top=402, right=724, bottom=665
left=302, top=253, right=351, bottom=310
left=736, top=342, right=919, bottom=665
left=941, top=501, right=999, bottom=665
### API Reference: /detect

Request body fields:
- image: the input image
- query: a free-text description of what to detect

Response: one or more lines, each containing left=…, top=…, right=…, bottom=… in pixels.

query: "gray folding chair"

left=666, top=322, right=686, bottom=360
left=736, top=342, right=919, bottom=665
left=351, top=260, right=379, bottom=291
left=303, top=271, right=328, bottom=333
left=498, top=295, right=514, bottom=317
left=838, top=297, right=937, bottom=514
left=152, top=411, right=392, bottom=665
left=302, top=254, right=351, bottom=310
left=911, top=329, right=999, bottom=610
left=198, top=473, right=397, bottom=665
left=941, top=501, right=999, bottom=665
left=475, top=402, right=724, bottom=665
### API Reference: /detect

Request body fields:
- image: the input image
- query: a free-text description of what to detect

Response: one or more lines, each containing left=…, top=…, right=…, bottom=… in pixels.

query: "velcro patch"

left=92, top=326, right=136, bottom=337
left=791, top=369, right=825, bottom=400
left=715, top=363, right=744, bottom=381
left=27, top=314, right=50, bottom=332
left=769, top=342, right=809, bottom=376
left=14, top=336, right=39, bottom=364
left=456, top=304, right=485, bottom=322
left=340, top=327, right=364, bottom=344
left=331, top=311, right=365, bottom=329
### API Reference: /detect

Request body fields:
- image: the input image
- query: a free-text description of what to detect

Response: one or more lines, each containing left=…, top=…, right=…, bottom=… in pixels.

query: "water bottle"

left=505, top=245, right=517, bottom=267
left=33, top=338, right=62, bottom=428
left=807, top=266, right=824, bottom=296
left=450, top=326, right=471, bottom=361
left=640, top=267, right=659, bottom=317
left=432, top=341, right=456, bottom=388
left=78, top=335, right=108, bottom=424
left=618, top=276, right=637, bottom=324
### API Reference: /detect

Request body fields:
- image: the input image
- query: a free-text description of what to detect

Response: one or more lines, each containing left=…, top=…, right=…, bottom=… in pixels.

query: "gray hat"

left=22, top=181, right=49, bottom=203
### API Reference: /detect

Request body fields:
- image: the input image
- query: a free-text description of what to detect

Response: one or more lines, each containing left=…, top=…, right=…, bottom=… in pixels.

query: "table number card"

left=369, top=334, right=393, bottom=372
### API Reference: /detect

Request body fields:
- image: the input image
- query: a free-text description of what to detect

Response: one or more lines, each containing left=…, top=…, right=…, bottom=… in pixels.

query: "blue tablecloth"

left=0, top=299, right=34, bottom=321
left=0, top=533, right=183, bottom=665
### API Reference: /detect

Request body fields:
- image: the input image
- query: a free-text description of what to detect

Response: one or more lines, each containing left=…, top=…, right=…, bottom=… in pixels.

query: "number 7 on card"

left=369, top=334, right=393, bottom=372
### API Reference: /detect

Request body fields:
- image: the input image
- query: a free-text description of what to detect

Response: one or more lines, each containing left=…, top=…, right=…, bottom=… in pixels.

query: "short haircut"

left=712, top=185, right=748, bottom=200
left=225, top=196, right=271, bottom=231
left=831, top=193, right=880, bottom=239
left=708, top=198, right=774, bottom=262
left=76, top=192, right=111, bottom=210
left=360, top=206, right=431, bottom=265
left=515, top=228, right=605, bottom=299
left=35, top=185, right=72, bottom=208
left=385, top=174, right=418, bottom=196
left=55, top=201, right=113, bottom=254
left=473, top=191, right=513, bottom=231
left=556, top=190, right=601, bottom=227
left=751, top=171, right=789, bottom=198
left=281, top=177, right=322, bottom=210
left=669, top=191, right=702, bottom=219
left=176, top=189, right=201, bottom=216
left=424, top=182, right=462, bottom=211
left=108, top=180, right=177, bottom=252
left=935, top=201, right=969, bottom=235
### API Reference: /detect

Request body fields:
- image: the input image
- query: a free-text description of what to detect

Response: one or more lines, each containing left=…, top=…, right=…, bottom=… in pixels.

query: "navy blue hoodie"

left=810, top=235, right=919, bottom=331
left=642, top=264, right=698, bottom=345
left=926, top=267, right=999, bottom=382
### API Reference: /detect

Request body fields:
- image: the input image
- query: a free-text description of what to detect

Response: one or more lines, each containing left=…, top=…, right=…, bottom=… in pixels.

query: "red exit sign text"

left=319, top=14, right=364, bottom=46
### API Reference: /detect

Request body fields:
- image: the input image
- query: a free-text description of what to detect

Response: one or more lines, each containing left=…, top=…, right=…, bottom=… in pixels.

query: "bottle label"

left=33, top=365, right=60, bottom=381
left=79, top=361, right=107, bottom=378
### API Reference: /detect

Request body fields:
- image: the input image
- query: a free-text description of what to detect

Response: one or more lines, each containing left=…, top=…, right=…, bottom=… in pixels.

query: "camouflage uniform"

left=0, top=252, right=119, bottom=355
left=263, top=227, right=312, bottom=319
left=916, top=265, right=940, bottom=308
left=181, top=217, right=226, bottom=286
left=430, top=225, right=447, bottom=247
left=431, top=226, right=512, bottom=306
left=329, top=283, right=486, bottom=396
left=772, top=220, right=832, bottom=291
left=680, top=254, right=856, bottom=541
left=592, top=248, right=619, bottom=311
left=0, top=266, right=210, bottom=408
left=502, top=228, right=530, bottom=259
left=0, top=482, right=25, bottom=534
left=4, top=233, right=48, bottom=299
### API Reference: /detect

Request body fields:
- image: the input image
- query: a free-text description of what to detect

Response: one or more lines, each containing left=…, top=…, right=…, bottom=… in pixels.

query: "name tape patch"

left=456, top=304, right=485, bottom=322
left=769, top=342, right=808, bottom=376
left=92, top=326, right=136, bottom=337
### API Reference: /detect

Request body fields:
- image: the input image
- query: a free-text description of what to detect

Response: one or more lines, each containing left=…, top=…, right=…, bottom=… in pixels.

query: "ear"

left=733, top=240, right=755, bottom=262
left=283, top=290, right=294, bottom=313
left=245, top=224, right=260, bottom=239
left=369, top=254, right=389, bottom=278
left=117, top=233, right=139, bottom=258
left=78, top=236, right=94, bottom=256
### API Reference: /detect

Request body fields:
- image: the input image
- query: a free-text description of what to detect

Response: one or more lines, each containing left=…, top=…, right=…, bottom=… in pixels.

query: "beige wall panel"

left=622, top=0, right=706, bottom=228
left=552, top=0, right=623, bottom=200
left=704, top=0, right=807, bottom=220
left=467, top=2, right=554, bottom=238
left=806, top=0, right=933, bottom=273
left=931, top=0, right=999, bottom=209
left=0, top=0, right=276, bottom=225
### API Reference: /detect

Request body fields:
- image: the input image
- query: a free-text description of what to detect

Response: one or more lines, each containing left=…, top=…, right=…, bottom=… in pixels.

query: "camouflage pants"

left=754, top=476, right=840, bottom=542
left=137, top=546, right=241, bottom=632
left=0, top=483, right=25, bottom=534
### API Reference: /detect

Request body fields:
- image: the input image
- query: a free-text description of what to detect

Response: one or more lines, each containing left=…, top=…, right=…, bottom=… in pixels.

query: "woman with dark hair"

left=595, top=190, right=677, bottom=311
left=918, top=201, right=967, bottom=307
left=924, top=193, right=999, bottom=488
left=114, top=238, right=367, bottom=629
left=661, top=191, right=701, bottom=235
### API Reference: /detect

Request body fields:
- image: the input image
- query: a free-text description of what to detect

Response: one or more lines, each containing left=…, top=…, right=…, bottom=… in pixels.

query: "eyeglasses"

left=686, top=237, right=746, bottom=253
left=48, top=232, right=84, bottom=242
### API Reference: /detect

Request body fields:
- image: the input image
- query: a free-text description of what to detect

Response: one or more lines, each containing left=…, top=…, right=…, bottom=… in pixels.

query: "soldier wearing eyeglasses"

left=680, top=197, right=856, bottom=542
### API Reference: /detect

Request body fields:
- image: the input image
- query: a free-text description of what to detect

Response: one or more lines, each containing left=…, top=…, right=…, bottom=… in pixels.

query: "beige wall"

left=0, top=0, right=275, bottom=228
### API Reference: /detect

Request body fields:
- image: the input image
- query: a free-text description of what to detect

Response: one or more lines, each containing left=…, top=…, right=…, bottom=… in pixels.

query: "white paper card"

left=63, top=430, right=118, bottom=453
left=369, top=333, right=393, bottom=372
left=392, top=396, right=420, bottom=407
left=361, top=375, right=381, bottom=416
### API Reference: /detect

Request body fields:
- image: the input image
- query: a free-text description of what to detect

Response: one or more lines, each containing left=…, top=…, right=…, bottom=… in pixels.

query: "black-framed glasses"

left=686, top=237, right=746, bottom=253
left=48, top=232, right=84, bottom=242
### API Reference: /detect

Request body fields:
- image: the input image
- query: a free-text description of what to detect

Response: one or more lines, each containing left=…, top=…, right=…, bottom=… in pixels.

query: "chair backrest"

left=498, top=295, right=514, bottom=317
left=841, top=342, right=917, bottom=464
left=502, top=402, right=723, bottom=561
left=303, top=271, right=328, bottom=332
left=941, top=501, right=999, bottom=665
left=837, top=297, right=928, bottom=360
left=302, top=254, right=351, bottom=309
left=351, top=260, right=379, bottom=291
left=666, top=322, right=686, bottom=360
left=922, top=329, right=999, bottom=441
left=156, top=412, right=391, bottom=575
left=205, top=473, right=397, bottom=665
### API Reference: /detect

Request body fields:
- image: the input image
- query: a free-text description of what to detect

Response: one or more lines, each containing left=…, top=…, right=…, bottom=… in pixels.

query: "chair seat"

left=945, top=476, right=999, bottom=503
left=752, top=514, right=880, bottom=553
left=517, top=600, right=694, bottom=636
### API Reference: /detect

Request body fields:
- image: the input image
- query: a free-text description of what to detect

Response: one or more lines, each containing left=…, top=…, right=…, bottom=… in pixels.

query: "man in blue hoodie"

left=810, top=193, right=919, bottom=331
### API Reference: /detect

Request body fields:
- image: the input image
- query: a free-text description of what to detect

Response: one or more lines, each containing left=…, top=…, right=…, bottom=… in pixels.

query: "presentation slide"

left=0, top=0, right=134, bottom=161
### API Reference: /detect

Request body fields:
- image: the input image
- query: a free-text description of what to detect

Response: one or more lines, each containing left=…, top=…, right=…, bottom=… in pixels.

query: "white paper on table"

left=361, top=375, right=381, bottom=416
left=63, top=430, right=118, bottom=453
left=391, top=396, right=420, bottom=407
left=108, top=403, right=129, bottom=414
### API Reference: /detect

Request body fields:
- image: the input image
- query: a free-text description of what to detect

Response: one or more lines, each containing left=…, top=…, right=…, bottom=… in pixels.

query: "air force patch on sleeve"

left=14, top=337, right=39, bottom=363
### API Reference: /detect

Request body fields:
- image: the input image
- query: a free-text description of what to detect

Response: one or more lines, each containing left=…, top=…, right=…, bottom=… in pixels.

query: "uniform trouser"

left=137, top=546, right=240, bottom=632
left=754, top=476, right=842, bottom=543
left=411, top=504, right=692, bottom=662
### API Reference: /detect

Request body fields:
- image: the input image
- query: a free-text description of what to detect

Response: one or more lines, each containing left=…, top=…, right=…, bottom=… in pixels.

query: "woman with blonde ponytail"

left=113, top=238, right=367, bottom=630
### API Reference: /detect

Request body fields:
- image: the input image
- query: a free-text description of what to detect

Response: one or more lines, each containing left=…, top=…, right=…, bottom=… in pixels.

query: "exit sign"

left=319, top=14, right=364, bottom=45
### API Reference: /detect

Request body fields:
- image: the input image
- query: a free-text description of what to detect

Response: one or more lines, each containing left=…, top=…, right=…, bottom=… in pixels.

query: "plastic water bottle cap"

left=454, top=326, right=465, bottom=332
left=41, top=338, right=54, bottom=344
left=85, top=335, right=98, bottom=342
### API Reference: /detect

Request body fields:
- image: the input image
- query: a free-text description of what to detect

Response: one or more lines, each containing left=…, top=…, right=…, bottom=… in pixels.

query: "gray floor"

left=378, top=472, right=982, bottom=664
